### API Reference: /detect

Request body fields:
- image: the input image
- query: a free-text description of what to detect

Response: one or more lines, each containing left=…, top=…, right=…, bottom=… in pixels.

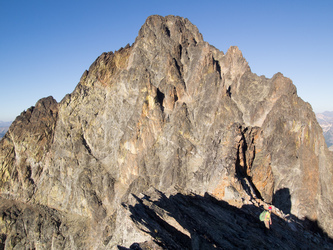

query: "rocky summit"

left=1, top=15, right=333, bottom=249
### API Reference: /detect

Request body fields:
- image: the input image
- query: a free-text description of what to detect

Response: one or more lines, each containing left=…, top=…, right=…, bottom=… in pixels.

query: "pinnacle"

left=137, top=15, right=204, bottom=46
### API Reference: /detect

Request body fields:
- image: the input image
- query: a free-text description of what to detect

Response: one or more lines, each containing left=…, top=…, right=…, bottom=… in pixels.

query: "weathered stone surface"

left=0, top=96, right=58, bottom=201
left=0, top=15, right=333, bottom=248
left=120, top=188, right=333, bottom=249
left=0, top=197, right=90, bottom=249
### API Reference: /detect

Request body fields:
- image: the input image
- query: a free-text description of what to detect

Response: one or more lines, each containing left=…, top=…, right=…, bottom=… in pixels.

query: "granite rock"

left=0, top=15, right=333, bottom=248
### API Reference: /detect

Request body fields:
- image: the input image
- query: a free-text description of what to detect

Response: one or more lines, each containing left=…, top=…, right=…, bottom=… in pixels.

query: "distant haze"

left=0, top=121, right=11, bottom=139
left=316, top=112, right=333, bottom=150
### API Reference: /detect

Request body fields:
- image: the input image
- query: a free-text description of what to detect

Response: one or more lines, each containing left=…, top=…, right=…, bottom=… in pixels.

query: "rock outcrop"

left=1, top=15, right=333, bottom=249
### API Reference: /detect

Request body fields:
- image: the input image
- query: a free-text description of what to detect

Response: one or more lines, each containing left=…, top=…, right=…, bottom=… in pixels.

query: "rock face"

left=0, top=96, right=58, bottom=200
left=1, top=15, right=333, bottom=248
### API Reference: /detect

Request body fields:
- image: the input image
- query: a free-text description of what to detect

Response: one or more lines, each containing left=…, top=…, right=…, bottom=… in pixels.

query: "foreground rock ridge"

left=1, top=15, right=333, bottom=249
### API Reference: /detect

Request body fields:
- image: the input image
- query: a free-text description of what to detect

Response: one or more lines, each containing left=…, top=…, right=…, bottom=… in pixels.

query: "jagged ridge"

left=0, top=15, right=333, bottom=249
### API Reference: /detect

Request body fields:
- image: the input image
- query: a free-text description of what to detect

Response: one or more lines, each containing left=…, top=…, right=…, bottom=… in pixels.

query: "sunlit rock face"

left=1, top=15, right=332, bottom=248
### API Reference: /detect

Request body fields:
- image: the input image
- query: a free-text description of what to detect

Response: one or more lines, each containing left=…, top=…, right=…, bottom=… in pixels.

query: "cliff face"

left=1, top=15, right=333, bottom=249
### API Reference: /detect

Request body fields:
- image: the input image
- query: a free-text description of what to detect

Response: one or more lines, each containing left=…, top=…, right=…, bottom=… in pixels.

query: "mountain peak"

left=0, top=15, right=333, bottom=248
left=137, top=15, right=203, bottom=45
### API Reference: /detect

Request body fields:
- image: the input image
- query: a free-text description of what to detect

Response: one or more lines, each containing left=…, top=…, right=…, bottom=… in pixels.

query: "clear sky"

left=1, top=0, right=332, bottom=122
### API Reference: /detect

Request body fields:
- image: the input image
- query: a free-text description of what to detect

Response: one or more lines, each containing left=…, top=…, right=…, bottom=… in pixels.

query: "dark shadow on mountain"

left=272, top=187, right=331, bottom=240
left=123, top=190, right=333, bottom=249
left=273, top=188, right=291, bottom=214
left=0, top=233, right=6, bottom=250
left=288, top=214, right=333, bottom=241
left=303, top=217, right=331, bottom=238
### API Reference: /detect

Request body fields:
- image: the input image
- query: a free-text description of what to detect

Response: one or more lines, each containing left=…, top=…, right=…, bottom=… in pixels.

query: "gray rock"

left=1, top=15, right=333, bottom=248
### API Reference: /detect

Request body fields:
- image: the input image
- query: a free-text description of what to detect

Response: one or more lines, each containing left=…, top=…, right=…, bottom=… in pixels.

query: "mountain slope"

left=1, top=188, right=333, bottom=249
left=0, top=15, right=332, bottom=248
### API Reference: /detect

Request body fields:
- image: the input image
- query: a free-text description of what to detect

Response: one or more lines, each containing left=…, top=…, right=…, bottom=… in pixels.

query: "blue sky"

left=1, top=0, right=332, bottom=122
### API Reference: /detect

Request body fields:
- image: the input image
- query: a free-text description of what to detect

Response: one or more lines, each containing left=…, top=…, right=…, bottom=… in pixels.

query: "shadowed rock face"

left=1, top=15, right=333, bottom=248
left=124, top=188, right=333, bottom=250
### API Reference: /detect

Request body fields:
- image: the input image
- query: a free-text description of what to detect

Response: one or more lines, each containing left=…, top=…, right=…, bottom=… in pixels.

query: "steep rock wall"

left=0, top=15, right=332, bottom=247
